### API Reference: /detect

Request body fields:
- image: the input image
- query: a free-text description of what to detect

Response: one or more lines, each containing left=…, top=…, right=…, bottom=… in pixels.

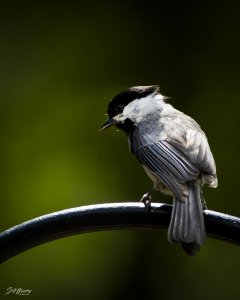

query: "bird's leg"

left=200, top=190, right=208, bottom=210
left=140, top=188, right=154, bottom=210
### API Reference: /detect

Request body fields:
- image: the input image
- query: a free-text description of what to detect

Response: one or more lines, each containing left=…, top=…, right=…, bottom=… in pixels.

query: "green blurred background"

left=0, top=1, right=240, bottom=299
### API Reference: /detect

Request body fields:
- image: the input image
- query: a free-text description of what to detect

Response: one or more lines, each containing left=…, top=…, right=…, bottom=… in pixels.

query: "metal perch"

left=0, top=202, right=240, bottom=263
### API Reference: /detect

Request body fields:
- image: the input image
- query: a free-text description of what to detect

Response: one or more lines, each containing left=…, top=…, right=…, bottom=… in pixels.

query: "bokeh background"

left=1, top=1, right=240, bottom=299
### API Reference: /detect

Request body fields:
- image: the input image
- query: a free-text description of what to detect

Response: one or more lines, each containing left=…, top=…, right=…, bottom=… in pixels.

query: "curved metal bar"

left=0, top=202, right=239, bottom=263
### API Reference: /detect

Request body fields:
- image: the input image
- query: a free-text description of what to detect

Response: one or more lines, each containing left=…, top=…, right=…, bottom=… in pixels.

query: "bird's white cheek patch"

left=113, top=93, right=165, bottom=124
left=122, top=93, right=165, bottom=123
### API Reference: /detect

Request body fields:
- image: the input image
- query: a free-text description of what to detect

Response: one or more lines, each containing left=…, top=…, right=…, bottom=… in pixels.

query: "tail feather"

left=168, top=181, right=205, bottom=256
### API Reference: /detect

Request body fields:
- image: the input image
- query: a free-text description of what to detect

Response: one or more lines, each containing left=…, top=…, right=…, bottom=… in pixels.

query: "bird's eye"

left=116, top=104, right=124, bottom=114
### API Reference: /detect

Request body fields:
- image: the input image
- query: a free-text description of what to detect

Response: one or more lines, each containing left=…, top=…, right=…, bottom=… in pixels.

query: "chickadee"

left=100, top=85, right=218, bottom=255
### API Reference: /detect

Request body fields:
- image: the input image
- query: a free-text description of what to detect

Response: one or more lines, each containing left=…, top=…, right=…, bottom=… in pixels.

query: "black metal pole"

left=0, top=202, right=240, bottom=263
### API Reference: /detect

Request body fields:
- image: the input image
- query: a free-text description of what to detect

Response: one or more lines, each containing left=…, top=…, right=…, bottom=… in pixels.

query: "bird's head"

left=100, top=85, right=165, bottom=134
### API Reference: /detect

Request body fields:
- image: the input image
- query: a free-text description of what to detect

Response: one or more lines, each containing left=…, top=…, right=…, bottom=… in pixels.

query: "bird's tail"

left=167, top=181, right=205, bottom=256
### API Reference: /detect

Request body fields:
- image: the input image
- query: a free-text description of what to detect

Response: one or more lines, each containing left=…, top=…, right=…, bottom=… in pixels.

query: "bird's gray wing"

left=129, top=124, right=217, bottom=197
left=136, top=140, right=199, bottom=198
left=165, top=128, right=217, bottom=178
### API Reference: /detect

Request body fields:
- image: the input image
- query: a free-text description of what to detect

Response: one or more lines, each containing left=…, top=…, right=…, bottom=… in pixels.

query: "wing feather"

left=136, top=141, right=199, bottom=199
left=129, top=121, right=217, bottom=196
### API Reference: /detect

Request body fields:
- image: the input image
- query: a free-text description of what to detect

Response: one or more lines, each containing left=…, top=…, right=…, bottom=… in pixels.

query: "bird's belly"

left=142, top=164, right=172, bottom=196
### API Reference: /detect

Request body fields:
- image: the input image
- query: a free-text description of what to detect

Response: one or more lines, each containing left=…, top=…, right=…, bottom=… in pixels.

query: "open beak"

left=99, top=118, right=115, bottom=131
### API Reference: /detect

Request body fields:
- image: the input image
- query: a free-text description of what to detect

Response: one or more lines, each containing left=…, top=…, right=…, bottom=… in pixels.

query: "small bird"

left=100, top=85, right=218, bottom=255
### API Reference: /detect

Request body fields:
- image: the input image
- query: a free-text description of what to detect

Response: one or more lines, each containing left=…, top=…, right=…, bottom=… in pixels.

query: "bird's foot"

left=140, top=192, right=152, bottom=211
left=200, top=191, right=208, bottom=210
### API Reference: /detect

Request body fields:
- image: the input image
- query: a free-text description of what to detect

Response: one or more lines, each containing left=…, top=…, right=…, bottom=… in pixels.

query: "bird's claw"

left=140, top=193, right=152, bottom=210
left=200, top=191, right=208, bottom=210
